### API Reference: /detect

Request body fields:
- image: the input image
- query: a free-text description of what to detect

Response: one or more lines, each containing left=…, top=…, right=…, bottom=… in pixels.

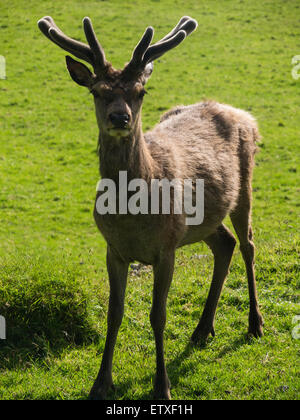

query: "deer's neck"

left=98, top=116, right=154, bottom=183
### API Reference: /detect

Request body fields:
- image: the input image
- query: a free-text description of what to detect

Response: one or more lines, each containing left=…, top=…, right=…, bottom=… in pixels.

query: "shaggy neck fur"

left=98, top=112, right=155, bottom=183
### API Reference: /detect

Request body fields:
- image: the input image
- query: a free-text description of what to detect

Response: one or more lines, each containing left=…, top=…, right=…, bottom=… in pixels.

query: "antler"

left=125, top=16, right=198, bottom=76
left=37, top=16, right=107, bottom=72
left=38, top=16, right=198, bottom=79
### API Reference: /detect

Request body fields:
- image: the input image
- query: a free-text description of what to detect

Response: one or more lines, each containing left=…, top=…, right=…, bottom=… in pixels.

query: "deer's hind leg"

left=229, top=124, right=263, bottom=337
left=191, top=224, right=236, bottom=344
left=230, top=203, right=263, bottom=337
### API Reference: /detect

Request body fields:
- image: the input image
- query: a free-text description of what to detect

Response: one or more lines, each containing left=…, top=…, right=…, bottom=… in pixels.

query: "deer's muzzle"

left=109, top=113, right=130, bottom=129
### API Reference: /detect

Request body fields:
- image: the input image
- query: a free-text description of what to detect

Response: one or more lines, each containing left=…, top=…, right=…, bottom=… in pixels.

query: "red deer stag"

left=38, top=15, right=263, bottom=400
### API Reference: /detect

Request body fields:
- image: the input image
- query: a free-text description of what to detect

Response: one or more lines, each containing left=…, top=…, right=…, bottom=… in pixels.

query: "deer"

left=38, top=15, right=264, bottom=400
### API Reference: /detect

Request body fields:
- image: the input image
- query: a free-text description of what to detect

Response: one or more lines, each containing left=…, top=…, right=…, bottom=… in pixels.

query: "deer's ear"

left=141, top=62, right=153, bottom=85
left=65, top=56, right=94, bottom=87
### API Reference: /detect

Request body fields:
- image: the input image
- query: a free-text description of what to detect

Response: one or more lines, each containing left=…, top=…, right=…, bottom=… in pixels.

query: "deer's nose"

left=109, top=113, right=130, bottom=128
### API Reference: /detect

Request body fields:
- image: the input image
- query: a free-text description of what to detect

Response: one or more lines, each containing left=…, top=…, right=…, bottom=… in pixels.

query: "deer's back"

left=146, top=100, right=259, bottom=245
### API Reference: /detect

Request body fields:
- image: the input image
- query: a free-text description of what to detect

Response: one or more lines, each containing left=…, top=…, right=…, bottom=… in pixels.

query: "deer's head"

left=38, top=16, right=197, bottom=139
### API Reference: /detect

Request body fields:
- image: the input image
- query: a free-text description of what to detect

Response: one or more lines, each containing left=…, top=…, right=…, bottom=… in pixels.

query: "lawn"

left=0, top=0, right=299, bottom=400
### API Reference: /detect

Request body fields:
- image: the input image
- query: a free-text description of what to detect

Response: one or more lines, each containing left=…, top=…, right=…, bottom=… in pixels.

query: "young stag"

left=38, top=16, right=264, bottom=400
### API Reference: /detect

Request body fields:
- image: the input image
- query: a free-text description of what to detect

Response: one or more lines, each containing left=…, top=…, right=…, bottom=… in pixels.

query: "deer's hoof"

left=88, top=380, right=115, bottom=400
left=153, top=377, right=171, bottom=400
left=191, top=325, right=215, bottom=346
left=153, top=386, right=171, bottom=400
left=248, top=311, right=264, bottom=338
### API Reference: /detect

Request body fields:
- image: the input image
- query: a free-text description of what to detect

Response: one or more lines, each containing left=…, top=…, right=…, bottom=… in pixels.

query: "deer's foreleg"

left=150, top=250, right=175, bottom=400
left=89, top=246, right=128, bottom=400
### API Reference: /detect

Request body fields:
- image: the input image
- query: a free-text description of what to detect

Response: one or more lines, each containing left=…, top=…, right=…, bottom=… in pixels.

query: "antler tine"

left=130, top=27, right=154, bottom=65
left=83, top=17, right=107, bottom=69
left=38, top=16, right=94, bottom=64
left=125, top=17, right=197, bottom=76
left=143, top=17, right=198, bottom=64
left=158, top=16, right=190, bottom=43
left=162, top=17, right=198, bottom=41
left=142, top=30, right=187, bottom=65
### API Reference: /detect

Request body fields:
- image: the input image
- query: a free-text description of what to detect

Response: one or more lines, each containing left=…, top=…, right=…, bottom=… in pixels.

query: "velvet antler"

left=38, top=16, right=108, bottom=73
left=124, top=16, right=198, bottom=77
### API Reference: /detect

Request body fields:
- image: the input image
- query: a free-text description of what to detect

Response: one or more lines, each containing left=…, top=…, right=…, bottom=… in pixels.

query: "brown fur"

left=91, top=96, right=264, bottom=399
left=38, top=16, right=263, bottom=401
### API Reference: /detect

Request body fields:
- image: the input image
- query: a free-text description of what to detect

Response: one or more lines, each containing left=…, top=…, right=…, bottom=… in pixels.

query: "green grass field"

left=0, top=0, right=299, bottom=400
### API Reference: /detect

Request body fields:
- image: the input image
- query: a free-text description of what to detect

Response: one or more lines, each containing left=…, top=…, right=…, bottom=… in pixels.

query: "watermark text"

left=291, top=55, right=300, bottom=80
left=0, top=56, right=6, bottom=79
left=0, top=315, right=6, bottom=340
left=96, top=171, right=204, bottom=226
left=292, top=315, right=300, bottom=339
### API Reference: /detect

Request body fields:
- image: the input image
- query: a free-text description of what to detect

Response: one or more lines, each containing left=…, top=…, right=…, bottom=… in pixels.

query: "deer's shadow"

left=111, top=332, right=253, bottom=400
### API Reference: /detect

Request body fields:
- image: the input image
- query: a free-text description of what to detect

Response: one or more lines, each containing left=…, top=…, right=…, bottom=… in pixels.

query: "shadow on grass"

left=0, top=264, right=99, bottom=370
left=105, top=333, right=258, bottom=400
left=0, top=302, right=99, bottom=371
left=166, top=333, right=258, bottom=391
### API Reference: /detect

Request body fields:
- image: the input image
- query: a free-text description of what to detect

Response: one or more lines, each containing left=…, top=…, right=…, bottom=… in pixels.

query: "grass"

left=0, top=0, right=299, bottom=400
